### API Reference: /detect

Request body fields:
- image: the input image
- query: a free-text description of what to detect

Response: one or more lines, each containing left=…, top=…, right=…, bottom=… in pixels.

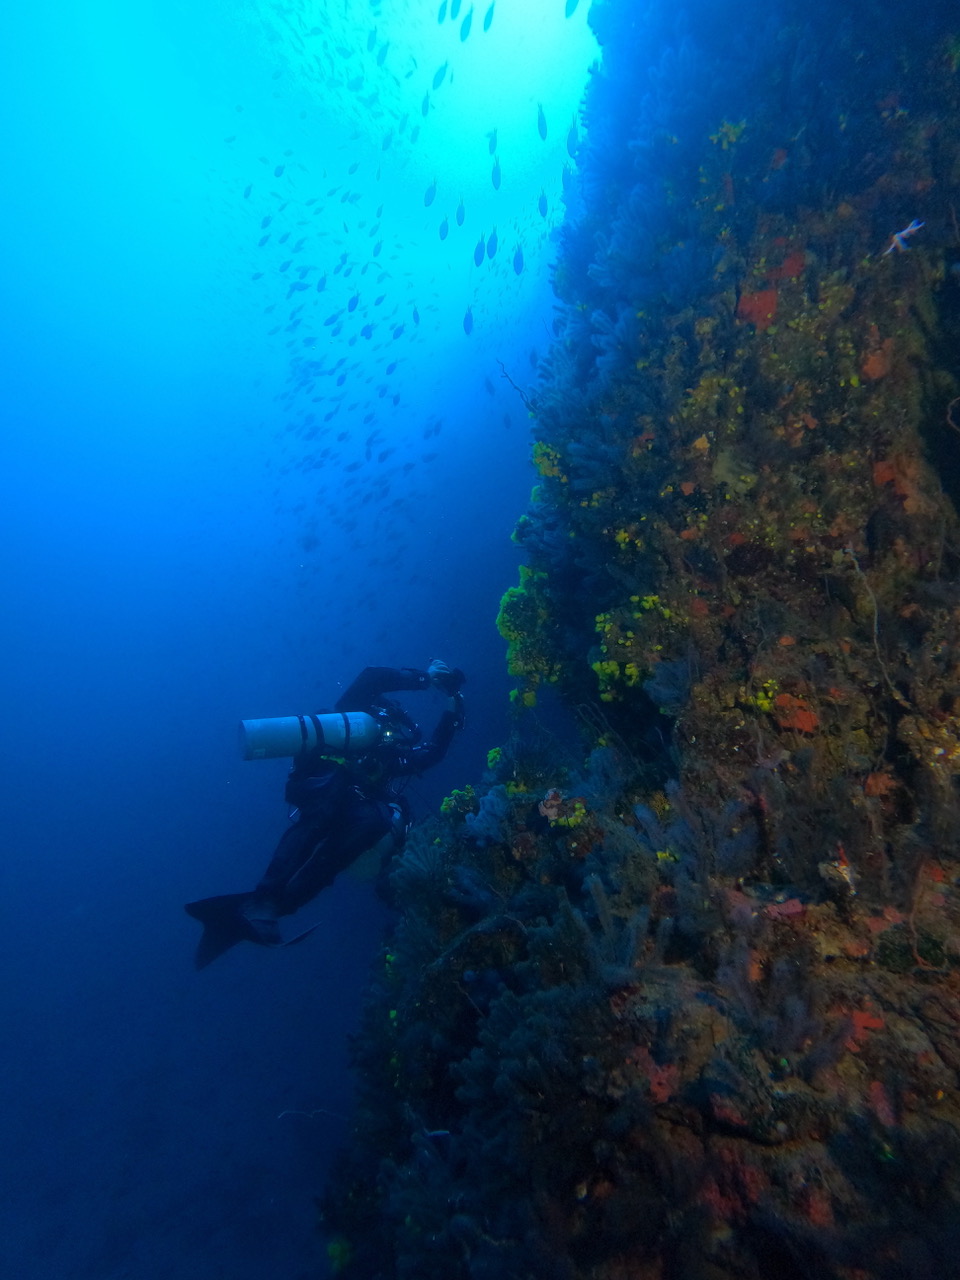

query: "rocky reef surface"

left=323, top=4, right=960, bottom=1276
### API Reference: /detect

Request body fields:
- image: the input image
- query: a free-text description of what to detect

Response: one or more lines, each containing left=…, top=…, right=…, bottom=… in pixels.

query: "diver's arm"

left=334, top=666, right=430, bottom=712
left=394, top=692, right=465, bottom=774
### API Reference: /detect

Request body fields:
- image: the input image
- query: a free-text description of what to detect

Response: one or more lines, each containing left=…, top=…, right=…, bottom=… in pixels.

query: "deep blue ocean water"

left=0, top=2, right=597, bottom=1276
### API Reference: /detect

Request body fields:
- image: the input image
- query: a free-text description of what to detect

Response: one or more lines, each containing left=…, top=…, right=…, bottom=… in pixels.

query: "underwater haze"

left=0, top=2, right=598, bottom=1278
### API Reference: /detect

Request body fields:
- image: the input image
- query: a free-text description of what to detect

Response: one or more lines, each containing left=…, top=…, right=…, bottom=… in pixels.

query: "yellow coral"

left=742, top=678, right=779, bottom=713
left=592, top=659, right=621, bottom=701
left=497, top=566, right=562, bottom=687
left=554, top=799, right=588, bottom=828
left=649, top=790, right=671, bottom=819
left=710, top=119, right=746, bottom=149
left=532, top=441, right=566, bottom=480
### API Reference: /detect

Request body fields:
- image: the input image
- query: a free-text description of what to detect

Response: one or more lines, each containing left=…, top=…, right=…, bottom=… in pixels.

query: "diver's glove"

left=427, top=658, right=466, bottom=696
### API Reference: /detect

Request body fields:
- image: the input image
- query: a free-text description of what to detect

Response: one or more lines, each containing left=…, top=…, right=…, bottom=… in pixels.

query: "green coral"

left=326, top=1236, right=353, bottom=1273
left=591, top=658, right=642, bottom=701
left=440, top=785, right=477, bottom=819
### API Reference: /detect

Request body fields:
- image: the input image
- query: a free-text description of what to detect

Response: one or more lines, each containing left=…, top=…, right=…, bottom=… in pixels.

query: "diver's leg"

left=248, top=818, right=329, bottom=923
left=248, top=796, right=395, bottom=924
left=283, top=803, right=393, bottom=904
left=184, top=817, right=335, bottom=961
left=277, top=796, right=399, bottom=912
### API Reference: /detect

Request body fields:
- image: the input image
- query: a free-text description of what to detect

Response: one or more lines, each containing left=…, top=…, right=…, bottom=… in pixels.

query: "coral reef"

left=322, top=2, right=960, bottom=1276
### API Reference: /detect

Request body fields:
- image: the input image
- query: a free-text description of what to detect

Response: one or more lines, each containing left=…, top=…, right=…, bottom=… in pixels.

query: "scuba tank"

left=239, top=710, right=381, bottom=760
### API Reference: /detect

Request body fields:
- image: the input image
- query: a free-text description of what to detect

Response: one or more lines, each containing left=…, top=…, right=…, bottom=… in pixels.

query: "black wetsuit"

left=251, top=667, right=461, bottom=917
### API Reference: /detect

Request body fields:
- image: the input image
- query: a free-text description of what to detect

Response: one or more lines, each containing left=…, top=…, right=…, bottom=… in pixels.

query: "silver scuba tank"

left=239, top=710, right=381, bottom=760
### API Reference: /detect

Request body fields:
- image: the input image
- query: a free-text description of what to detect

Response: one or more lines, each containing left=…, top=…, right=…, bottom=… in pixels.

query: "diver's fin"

left=184, top=892, right=279, bottom=969
left=280, top=922, right=321, bottom=947
left=185, top=895, right=321, bottom=968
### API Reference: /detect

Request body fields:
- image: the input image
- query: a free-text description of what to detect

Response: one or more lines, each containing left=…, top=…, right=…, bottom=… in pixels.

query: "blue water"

left=0, top=2, right=597, bottom=1276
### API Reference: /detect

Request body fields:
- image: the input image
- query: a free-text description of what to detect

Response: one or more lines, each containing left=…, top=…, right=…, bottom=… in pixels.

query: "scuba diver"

left=185, top=659, right=465, bottom=968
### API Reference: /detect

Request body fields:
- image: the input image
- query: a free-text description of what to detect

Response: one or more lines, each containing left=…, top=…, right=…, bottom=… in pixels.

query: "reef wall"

left=323, top=3, right=960, bottom=1276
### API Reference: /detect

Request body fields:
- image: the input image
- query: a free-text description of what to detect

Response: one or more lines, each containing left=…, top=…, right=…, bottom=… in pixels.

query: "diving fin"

left=184, top=894, right=319, bottom=968
left=280, top=922, right=321, bottom=947
left=185, top=892, right=281, bottom=969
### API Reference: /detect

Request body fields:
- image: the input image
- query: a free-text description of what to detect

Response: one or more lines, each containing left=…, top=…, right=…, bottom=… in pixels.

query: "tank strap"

left=304, top=710, right=357, bottom=752
left=307, top=712, right=326, bottom=749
